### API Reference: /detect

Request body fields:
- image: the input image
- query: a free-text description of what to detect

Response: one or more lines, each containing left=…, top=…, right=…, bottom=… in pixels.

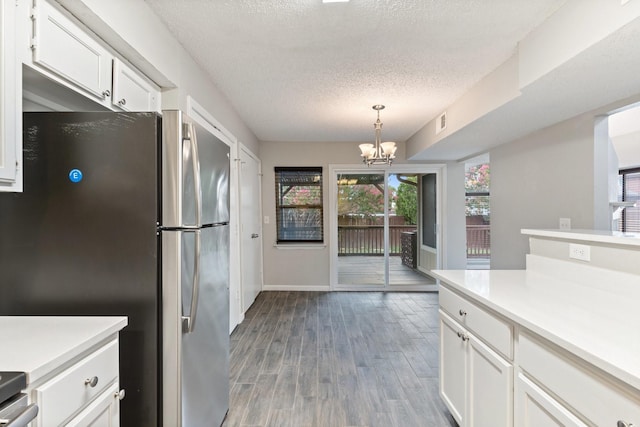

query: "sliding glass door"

left=336, top=172, right=386, bottom=287
left=331, top=166, right=442, bottom=290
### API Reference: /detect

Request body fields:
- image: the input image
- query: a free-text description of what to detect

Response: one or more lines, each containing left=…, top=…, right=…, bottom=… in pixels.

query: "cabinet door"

left=440, top=311, right=466, bottom=425
left=32, top=0, right=113, bottom=106
left=0, top=0, right=18, bottom=188
left=515, top=374, right=587, bottom=427
left=112, top=58, right=160, bottom=112
left=468, top=334, right=513, bottom=427
left=66, top=383, right=120, bottom=427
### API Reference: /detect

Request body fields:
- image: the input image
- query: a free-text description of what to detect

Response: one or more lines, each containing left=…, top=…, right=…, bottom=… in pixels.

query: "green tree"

left=395, top=176, right=417, bottom=224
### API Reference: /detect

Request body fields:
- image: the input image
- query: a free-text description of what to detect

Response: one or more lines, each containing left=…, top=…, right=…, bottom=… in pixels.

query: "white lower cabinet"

left=518, top=332, right=640, bottom=427
left=440, top=310, right=513, bottom=427
left=29, top=338, right=122, bottom=427
left=515, top=373, right=587, bottom=427
left=440, top=311, right=467, bottom=424
left=66, top=383, right=120, bottom=427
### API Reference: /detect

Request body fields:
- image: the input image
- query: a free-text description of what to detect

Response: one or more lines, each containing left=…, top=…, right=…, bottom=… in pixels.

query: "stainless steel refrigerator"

left=0, top=110, right=230, bottom=426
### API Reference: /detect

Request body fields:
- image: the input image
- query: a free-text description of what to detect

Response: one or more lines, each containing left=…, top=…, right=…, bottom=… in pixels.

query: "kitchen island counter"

left=432, top=265, right=640, bottom=392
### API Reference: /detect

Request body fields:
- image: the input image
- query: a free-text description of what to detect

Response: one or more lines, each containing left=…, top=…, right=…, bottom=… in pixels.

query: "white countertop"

left=432, top=264, right=640, bottom=392
left=522, top=228, right=640, bottom=246
left=0, top=316, right=127, bottom=385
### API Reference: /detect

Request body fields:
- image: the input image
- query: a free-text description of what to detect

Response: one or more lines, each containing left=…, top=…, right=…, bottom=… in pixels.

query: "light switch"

left=264, top=216, right=270, bottom=224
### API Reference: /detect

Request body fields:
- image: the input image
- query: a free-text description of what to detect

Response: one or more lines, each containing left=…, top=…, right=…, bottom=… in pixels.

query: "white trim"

left=328, top=163, right=447, bottom=290
left=186, top=96, right=236, bottom=147
left=274, top=244, right=326, bottom=250
left=263, top=285, right=331, bottom=292
left=237, top=142, right=264, bottom=315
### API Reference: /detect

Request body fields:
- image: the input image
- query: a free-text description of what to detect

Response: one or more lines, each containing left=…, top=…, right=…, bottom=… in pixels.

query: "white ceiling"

left=143, top=0, right=566, bottom=146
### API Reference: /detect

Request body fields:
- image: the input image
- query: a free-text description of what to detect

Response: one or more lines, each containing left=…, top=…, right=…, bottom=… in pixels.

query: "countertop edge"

left=1, top=316, right=128, bottom=386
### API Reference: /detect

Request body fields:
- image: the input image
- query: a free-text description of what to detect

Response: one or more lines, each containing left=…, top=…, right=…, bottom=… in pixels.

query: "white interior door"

left=239, top=146, right=263, bottom=312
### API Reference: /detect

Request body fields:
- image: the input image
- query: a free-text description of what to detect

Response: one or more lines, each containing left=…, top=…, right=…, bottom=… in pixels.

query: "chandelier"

left=359, top=105, right=397, bottom=165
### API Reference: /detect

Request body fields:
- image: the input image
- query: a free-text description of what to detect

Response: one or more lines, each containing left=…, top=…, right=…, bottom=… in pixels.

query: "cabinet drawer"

left=519, top=332, right=640, bottom=427
left=35, top=339, right=119, bottom=426
left=515, top=373, right=587, bottom=427
left=440, top=285, right=513, bottom=359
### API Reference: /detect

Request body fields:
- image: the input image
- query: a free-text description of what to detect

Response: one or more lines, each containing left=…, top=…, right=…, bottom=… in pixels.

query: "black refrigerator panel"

left=0, top=112, right=161, bottom=427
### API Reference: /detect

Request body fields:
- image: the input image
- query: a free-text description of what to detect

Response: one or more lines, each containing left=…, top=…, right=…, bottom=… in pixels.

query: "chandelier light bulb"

left=359, top=105, right=397, bottom=166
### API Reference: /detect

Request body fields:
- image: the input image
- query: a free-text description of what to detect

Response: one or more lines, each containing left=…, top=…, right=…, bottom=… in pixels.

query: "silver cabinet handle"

left=102, top=89, right=111, bottom=98
left=617, top=421, right=634, bottom=427
left=114, top=389, right=126, bottom=400
left=118, top=98, right=126, bottom=106
left=1, top=403, right=38, bottom=427
left=182, top=229, right=201, bottom=334
left=251, top=233, right=259, bottom=238
left=84, top=376, right=99, bottom=387
left=456, top=331, right=469, bottom=342
left=459, top=309, right=467, bottom=316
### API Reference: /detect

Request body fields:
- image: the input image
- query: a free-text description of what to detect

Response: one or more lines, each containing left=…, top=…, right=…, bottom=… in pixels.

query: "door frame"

left=329, top=163, right=446, bottom=291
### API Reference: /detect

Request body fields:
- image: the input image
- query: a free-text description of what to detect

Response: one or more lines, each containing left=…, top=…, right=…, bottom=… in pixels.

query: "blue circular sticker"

left=69, top=169, right=83, bottom=183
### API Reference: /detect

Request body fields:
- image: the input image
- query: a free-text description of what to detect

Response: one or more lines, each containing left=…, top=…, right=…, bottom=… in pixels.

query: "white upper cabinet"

left=29, top=0, right=161, bottom=113
left=32, top=0, right=114, bottom=108
left=0, top=0, right=19, bottom=190
left=112, top=58, right=160, bottom=112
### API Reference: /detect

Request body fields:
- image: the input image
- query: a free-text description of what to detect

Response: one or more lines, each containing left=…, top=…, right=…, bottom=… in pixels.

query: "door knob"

left=251, top=233, right=259, bottom=239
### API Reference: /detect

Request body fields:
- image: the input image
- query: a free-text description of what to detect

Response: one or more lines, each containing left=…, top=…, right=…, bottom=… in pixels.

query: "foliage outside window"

left=618, top=168, right=640, bottom=232
left=395, top=176, right=418, bottom=225
left=465, top=163, right=490, bottom=260
left=275, top=167, right=323, bottom=243
left=465, top=163, right=490, bottom=216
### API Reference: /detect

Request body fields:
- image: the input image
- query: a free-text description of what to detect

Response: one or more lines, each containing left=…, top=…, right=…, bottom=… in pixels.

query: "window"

left=275, top=167, right=323, bottom=243
left=618, top=168, right=640, bottom=232
left=465, top=163, right=490, bottom=262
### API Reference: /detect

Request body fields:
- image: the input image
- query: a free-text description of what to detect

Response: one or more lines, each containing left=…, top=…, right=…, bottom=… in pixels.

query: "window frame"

left=274, top=166, right=324, bottom=244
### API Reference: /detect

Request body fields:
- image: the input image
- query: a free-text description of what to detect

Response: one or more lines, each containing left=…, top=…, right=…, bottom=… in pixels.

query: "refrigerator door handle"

left=182, top=229, right=201, bottom=333
left=184, top=122, right=203, bottom=227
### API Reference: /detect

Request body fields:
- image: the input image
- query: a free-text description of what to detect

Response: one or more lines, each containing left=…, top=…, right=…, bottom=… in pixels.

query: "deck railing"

left=337, top=225, right=416, bottom=255
left=467, top=224, right=490, bottom=258
left=337, top=224, right=491, bottom=258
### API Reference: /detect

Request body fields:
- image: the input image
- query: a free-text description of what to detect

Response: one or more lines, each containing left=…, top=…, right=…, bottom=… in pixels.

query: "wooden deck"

left=337, top=256, right=437, bottom=288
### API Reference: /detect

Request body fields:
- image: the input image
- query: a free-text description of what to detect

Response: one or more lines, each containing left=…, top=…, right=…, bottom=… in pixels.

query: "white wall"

left=489, top=95, right=640, bottom=270
left=260, top=140, right=466, bottom=288
left=490, top=113, right=596, bottom=269
left=443, top=161, right=467, bottom=269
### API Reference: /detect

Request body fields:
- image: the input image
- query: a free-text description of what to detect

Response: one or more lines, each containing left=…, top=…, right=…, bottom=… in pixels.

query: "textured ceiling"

left=144, top=0, right=565, bottom=145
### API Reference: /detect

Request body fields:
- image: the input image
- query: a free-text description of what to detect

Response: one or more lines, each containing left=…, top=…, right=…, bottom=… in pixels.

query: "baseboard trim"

left=262, top=285, right=331, bottom=292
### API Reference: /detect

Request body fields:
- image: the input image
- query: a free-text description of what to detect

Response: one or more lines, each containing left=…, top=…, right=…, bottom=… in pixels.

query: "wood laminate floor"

left=223, top=291, right=457, bottom=427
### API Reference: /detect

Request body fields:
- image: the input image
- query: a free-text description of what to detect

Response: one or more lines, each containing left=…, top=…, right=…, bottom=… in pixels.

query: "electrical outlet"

left=569, top=243, right=590, bottom=261
left=559, top=218, right=571, bottom=230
